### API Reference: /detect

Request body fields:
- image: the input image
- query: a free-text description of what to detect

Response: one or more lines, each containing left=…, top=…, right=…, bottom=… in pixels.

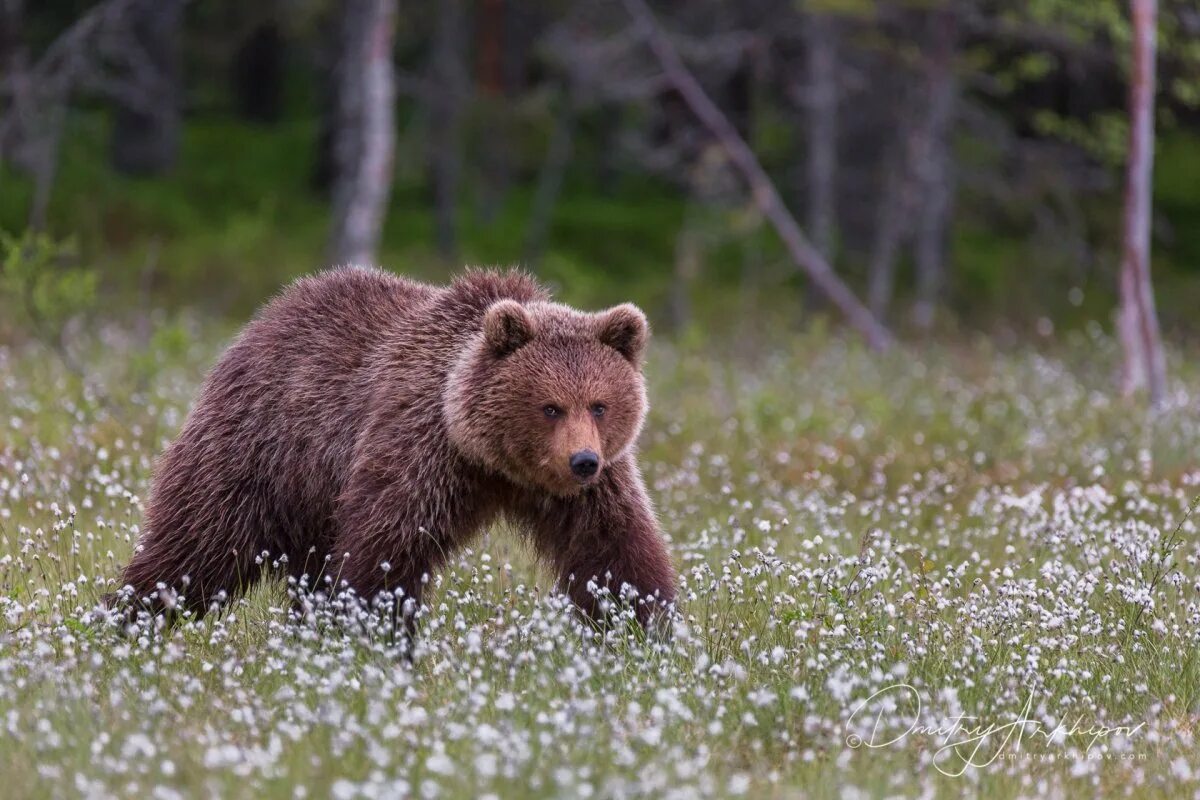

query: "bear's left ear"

left=483, top=299, right=536, bottom=356
left=596, top=303, right=649, bottom=365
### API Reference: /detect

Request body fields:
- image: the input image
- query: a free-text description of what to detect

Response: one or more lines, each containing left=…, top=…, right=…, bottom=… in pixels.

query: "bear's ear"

left=482, top=299, right=536, bottom=356
left=596, top=303, right=649, bottom=365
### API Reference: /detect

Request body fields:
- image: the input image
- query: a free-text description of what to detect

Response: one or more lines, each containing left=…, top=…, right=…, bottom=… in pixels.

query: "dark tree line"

left=3, top=0, right=1197, bottom=401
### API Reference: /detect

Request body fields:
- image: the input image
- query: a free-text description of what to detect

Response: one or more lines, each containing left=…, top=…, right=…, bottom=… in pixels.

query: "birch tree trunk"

left=328, top=0, right=397, bottom=268
left=1118, top=0, right=1167, bottom=406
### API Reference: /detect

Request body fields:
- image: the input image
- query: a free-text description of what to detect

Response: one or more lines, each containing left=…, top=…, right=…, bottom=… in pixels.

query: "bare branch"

left=0, top=0, right=190, bottom=144
left=620, top=0, right=894, bottom=352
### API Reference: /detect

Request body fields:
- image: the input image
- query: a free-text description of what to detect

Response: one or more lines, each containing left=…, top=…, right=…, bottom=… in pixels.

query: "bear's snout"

left=569, top=449, right=600, bottom=481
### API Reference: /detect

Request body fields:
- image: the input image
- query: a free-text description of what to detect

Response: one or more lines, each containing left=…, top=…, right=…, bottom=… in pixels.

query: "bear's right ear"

left=482, top=299, right=536, bottom=356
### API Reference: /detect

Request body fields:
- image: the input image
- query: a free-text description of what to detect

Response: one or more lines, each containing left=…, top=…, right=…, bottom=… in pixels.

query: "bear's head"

left=445, top=299, right=649, bottom=496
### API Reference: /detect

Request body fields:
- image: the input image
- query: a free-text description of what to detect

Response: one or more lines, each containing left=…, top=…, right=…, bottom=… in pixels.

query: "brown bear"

left=114, top=267, right=677, bottom=630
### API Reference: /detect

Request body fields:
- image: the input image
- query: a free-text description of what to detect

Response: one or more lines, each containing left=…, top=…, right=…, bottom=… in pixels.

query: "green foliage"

left=804, top=0, right=877, bottom=16
left=127, top=321, right=194, bottom=389
left=1154, top=133, right=1200, bottom=273
left=1011, top=0, right=1200, bottom=164
left=1017, top=0, right=1129, bottom=46
left=0, top=231, right=96, bottom=338
left=1032, top=109, right=1130, bottom=167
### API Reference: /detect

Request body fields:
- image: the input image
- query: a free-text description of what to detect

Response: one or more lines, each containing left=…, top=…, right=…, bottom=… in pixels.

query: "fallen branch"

left=621, top=0, right=894, bottom=352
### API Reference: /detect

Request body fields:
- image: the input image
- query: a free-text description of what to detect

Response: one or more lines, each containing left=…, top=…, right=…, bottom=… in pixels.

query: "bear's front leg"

left=331, top=435, right=492, bottom=638
left=525, top=457, right=677, bottom=631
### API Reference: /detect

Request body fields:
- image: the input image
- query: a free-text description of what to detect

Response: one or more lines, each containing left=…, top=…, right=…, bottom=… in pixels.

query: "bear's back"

left=177, top=266, right=545, bottom=493
left=167, top=269, right=431, bottom=517
left=210, top=266, right=430, bottom=414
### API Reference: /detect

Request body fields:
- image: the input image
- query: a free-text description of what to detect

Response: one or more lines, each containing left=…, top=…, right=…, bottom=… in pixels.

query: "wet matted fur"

left=115, top=267, right=677, bottom=628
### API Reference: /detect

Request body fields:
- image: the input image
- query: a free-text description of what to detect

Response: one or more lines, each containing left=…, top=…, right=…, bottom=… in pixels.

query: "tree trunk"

left=476, top=0, right=510, bottom=223
left=0, top=0, right=19, bottom=69
left=670, top=220, right=701, bottom=331
left=109, top=0, right=185, bottom=176
left=328, top=0, right=397, bottom=268
left=911, top=6, right=959, bottom=331
left=522, top=86, right=575, bottom=268
left=911, top=151, right=954, bottom=331
left=867, top=144, right=909, bottom=319
left=232, top=19, right=285, bottom=124
left=2, top=0, right=63, bottom=230
left=28, top=104, right=65, bottom=231
left=0, top=0, right=33, bottom=172
left=0, top=0, right=25, bottom=127
left=1118, top=0, right=1167, bottom=405
left=310, top=5, right=340, bottom=196
left=867, top=48, right=920, bottom=320
left=429, top=0, right=466, bottom=261
left=804, top=14, right=838, bottom=263
left=867, top=5, right=959, bottom=327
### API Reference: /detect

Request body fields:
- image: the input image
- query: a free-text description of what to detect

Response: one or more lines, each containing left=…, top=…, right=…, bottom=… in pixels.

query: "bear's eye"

left=543, top=405, right=563, bottom=419
left=591, top=403, right=607, bottom=418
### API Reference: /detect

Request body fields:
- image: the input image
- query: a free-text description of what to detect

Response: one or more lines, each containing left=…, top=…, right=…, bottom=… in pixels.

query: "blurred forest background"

left=1, top=0, right=1199, bottom=391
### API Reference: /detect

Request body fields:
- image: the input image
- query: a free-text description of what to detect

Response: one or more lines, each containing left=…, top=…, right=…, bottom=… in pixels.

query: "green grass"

left=2, top=110, right=1200, bottom=796
left=1, top=317, right=1199, bottom=798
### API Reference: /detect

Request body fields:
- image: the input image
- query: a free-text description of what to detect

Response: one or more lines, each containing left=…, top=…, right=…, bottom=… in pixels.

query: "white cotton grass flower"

left=2, top=325, right=1199, bottom=796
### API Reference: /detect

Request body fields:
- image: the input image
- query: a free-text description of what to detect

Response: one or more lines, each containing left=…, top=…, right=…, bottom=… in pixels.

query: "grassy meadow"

left=4, top=6, right=1200, bottom=793
left=1, top=316, right=1198, bottom=798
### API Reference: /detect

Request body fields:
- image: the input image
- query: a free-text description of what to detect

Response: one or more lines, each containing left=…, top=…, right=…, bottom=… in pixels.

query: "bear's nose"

left=569, top=450, right=600, bottom=480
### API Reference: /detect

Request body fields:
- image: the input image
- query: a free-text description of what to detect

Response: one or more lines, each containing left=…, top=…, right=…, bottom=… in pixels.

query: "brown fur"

left=116, top=267, right=677, bottom=627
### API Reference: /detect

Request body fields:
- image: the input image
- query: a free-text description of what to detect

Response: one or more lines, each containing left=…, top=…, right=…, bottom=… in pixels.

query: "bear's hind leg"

left=115, top=530, right=263, bottom=622
left=112, top=463, right=278, bottom=622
